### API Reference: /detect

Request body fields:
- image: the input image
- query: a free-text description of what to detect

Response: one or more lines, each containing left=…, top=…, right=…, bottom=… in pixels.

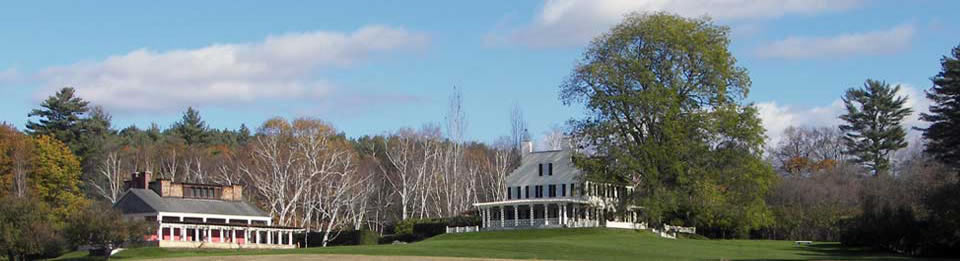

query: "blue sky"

left=1, top=1, right=957, bottom=146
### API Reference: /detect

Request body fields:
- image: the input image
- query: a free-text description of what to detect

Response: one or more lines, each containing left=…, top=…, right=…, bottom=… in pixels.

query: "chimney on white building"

left=561, top=136, right=574, bottom=151
left=521, top=140, right=533, bottom=159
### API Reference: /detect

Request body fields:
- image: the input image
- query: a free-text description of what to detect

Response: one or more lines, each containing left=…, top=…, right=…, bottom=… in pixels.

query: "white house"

left=472, top=141, right=642, bottom=230
left=113, top=172, right=302, bottom=249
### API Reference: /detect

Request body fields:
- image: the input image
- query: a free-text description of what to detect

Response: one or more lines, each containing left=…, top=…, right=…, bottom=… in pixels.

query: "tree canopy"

left=171, top=107, right=208, bottom=146
left=560, top=12, right=774, bottom=238
left=26, top=87, right=90, bottom=153
left=920, top=44, right=960, bottom=173
left=838, top=80, right=912, bottom=176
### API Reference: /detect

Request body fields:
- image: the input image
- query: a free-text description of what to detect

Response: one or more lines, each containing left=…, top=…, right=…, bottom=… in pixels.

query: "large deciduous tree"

left=839, top=80, right=912, bottom=176
left=64, top=202, right=150, bottom=260
left=560, top=12, right=774, bottom=238
left=30, top=135, right=85, bottom=216
left=0, top=196, right=65, bottom=261
left=919, top=44, right=960, bottom=173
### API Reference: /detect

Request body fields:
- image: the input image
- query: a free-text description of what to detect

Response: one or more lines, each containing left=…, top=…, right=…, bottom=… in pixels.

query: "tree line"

left=2, top=11, right=958, bottom=259
left=1, top=85, right=525, bottom=252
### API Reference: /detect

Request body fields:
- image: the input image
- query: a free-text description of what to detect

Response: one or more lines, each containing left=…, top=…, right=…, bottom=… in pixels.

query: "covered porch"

left=155, top=221, right=302, bottom=249
left=474, top=198, right=639, bottom=230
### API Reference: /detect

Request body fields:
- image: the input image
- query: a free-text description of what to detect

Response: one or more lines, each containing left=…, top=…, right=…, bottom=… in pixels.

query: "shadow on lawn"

left=734, top=243, right=928, bottom=261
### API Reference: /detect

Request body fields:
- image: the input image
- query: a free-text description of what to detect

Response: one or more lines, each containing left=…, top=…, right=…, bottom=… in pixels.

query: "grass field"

left=55, top=228, right=923, bottom=260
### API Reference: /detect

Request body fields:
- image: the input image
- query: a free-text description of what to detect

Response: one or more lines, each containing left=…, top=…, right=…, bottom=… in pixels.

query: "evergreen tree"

left=26, top=87, right=89, bottom=152
left=171, top=107, right=208, bottom=145
left=238, top=124, right=251, bottom=144
left=839, top=80, right=913, bottom=176
left=919, top=44, right=960, bottom=172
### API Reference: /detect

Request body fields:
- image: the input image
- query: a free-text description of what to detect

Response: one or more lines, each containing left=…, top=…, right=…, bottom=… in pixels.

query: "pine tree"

left=919, top=44, right=960, bottom=172
left=839, top=80, right=913, bottom=176
left=172, top=107, right=208, bottom=145
left=26, top=87, right=90, bottom=152
left=238, top=124, right=251, bottom=144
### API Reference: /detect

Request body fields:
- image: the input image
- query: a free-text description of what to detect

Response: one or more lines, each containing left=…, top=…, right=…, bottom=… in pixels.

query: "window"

left=184, top=185, right=222, bottom=199
left=548, top=184, right=556, bottom=197
left=525, top=186, right=530, bottom=198
left=538, top=164, right=543, bottom=176
left=548, top=163, right=553, bottom=176
left=507, top=187, right=512, bottom=200
left=562, top=184, right=567, bottom=197
left=535, top=185, right=543, bottom=198
left=517, top=186, right=522, bottom=199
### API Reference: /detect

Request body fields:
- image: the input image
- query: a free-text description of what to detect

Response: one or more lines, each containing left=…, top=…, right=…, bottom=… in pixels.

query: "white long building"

left=473, top=141, right=641, bottom=230
left=114, top=172, right=301, bottom=249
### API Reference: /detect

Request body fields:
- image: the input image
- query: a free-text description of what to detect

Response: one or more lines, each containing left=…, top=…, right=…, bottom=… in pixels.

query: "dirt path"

left=152, top=254, right=527, bottom=261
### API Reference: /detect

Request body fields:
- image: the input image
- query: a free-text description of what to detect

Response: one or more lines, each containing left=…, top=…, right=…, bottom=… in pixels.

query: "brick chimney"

left=127, top=171, right=152, bottom=190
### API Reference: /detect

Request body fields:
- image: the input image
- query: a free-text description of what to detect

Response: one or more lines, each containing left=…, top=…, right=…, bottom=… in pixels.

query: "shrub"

left=296, top=230, right=380, bottom=247
left=391, top=216, right=481, bottom=242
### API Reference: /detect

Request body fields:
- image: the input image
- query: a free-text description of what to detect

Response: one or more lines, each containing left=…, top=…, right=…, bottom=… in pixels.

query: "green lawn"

left=55, top=228, right=923, bottom=260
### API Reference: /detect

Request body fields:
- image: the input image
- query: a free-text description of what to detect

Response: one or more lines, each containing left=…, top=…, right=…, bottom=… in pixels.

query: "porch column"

left=561, top=204, right=567, bottom=225
left=180, top=225, right=186, bottom=241
left=256, top=230, right=261, bottom=244
left=573, top=205, right=578, bottom=224
left=528, top=204, right=534, bottom=226
left=268, top=230, right=273, bottom=244
left=232, top=229, right=237, bottom=243
left=207, top=227, right=212, bottom=242
left=545, top=204, right=550, bottom=225
left=157, top=219, right=163, bottom=241
left=480, top=207, right=486, bottom=228
left=513, top=205, right=519, bottom=226
left=288, top=231, right=293, bottom=246
left=499, top=206, right=505, bottom=227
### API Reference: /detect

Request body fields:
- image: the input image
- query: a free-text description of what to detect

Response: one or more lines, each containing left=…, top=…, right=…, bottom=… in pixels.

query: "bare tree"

left=541, top=124, right=566, bottom=150
left=92, top=151, right=125, bottom=203
left=241, top=118, right=350, bottom=226
left=509, top=102, right=529, bottom=150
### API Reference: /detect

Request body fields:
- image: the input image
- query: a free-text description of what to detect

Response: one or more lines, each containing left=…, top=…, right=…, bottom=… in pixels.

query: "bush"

left=677, top=232, right=709, bottom=240
left=391, top=216, right=481, bottom=242
left=295, top=230, right=380, bottom=247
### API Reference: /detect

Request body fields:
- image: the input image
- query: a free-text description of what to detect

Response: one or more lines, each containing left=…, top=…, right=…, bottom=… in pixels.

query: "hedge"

left=295, top=230, right=379, bottom=247
left=391, top=215, right=481, bottom=242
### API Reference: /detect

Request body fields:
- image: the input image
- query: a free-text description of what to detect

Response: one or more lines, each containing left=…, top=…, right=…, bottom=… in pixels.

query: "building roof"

left=114, top=189, right=269, bottom=218
left=505, top=149, right=582, bottom=187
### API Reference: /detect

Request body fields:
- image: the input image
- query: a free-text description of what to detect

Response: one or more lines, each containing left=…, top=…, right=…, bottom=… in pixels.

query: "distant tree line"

left=760, top=45, right=960, bottom=256
left=1, top=84, right=523, bottom=252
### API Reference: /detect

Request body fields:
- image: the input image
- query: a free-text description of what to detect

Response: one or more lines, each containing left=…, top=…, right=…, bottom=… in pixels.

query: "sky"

left=0, top=0, right=957, bottom=146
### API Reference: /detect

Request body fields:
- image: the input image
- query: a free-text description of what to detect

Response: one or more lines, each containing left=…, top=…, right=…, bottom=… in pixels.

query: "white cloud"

left=37, top=25, right=429, bottom=112
left=499, top=0, right=861, bottom=47
left=755, top=24, right=915, bottom=59
left=756, top=83, right=930, bottom=145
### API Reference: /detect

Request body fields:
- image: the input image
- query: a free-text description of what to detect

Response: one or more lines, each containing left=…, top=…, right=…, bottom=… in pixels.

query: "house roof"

left=114, top=189, right=269, bottom=218
left=505, top=149, right=582, bottom=187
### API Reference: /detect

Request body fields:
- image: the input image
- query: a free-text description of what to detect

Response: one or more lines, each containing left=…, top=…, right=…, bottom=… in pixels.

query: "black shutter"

left=562, top=184, right=567, bottom=197
left=548, top=163, right=553, bottom=176
left=539, top=164, right=543, bottom=176
left=507, top=187, right=512, bottom=200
